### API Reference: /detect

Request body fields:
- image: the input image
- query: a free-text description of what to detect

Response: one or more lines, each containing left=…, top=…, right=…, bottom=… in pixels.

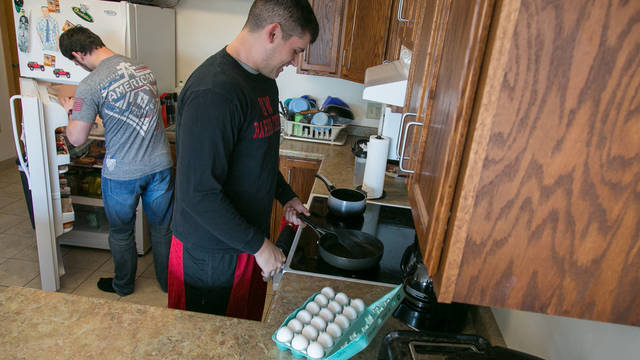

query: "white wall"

left=0, top=32, right=19, bottom=161
left=174, top=0, right=376, bottom=127
left=492, top=307, right=640, bottom=359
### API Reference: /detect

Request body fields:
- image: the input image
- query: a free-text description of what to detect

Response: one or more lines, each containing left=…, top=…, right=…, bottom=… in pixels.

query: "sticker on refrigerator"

left=61, top=20, right=75, bottom=32
left=27, top=61, right=45, bottom=71
left=17, top=9, right=29, bottom=53
left=43, top=54, right=56, bottom=68
left=72, top=4, right=93, bottom=23
left=47, top=0, right=60, bottom=13
left=53, top=68, right=71, bottom=79
left=14, top=0, right=23, bottom=13
left=36, top=6, right=59, bottom=52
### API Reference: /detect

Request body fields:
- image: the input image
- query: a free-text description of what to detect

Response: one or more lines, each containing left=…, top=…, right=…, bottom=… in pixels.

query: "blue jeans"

left=101, top=168, right=174, bottom=296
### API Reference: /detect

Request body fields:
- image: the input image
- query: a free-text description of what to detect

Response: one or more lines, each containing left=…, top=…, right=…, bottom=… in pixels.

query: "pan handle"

left=296, top=213, right=326, bottom=237
left=315, top=173, right=336, bottom=192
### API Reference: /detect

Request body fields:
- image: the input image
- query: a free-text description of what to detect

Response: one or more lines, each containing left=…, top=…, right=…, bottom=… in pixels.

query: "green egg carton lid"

left=272, top=284, right=405, bottom=359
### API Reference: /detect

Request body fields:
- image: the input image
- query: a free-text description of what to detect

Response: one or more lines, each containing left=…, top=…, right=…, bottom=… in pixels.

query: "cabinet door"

left=384, top=0, right=423, bottom=61
left=298, top=0, right=345, bottom=76
left=406, top=0, right=494, bottom=277
left=340, top=0, right=393, bottom=83
left=269, top=156, right=321, bottom=243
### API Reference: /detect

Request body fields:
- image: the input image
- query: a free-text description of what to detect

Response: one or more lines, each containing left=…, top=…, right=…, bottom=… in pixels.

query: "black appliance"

left=284, top=195, right=416, bottom=286
left=378, top=331, right=544, bottom=360
left=393, top=240, right=468, bottom=332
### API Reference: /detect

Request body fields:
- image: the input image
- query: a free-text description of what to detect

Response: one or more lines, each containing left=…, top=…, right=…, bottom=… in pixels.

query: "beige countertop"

left=279, top=136, right=410, bottom=208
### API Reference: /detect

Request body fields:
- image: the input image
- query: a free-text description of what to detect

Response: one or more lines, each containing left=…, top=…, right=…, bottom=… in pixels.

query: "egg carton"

left=282, top=120, right=348, bottom=145
left=272, top=284, right=404, bottom=359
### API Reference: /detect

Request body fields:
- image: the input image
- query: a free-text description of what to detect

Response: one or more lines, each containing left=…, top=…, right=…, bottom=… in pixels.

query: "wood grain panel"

left=409, top=0, right=495, bottom=277
left=298, top=0, right=344, bottom=75
left=453, top=0, right=640, bottom=325
left=340, top=0, right=393, bottom=83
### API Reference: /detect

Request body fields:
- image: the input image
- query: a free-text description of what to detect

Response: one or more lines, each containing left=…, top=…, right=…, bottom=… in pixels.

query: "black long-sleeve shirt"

left=171, top=48, right=297, bottom=254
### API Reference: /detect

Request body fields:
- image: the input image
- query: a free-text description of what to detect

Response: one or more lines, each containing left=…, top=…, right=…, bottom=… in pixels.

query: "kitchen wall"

left=492, top=307, right=640, bottom=359
left=0, top=32, right=18, bottom=162
left=174, top=0, right=378, bottom=127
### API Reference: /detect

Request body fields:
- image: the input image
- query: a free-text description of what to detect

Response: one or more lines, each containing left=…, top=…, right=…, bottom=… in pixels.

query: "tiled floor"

left=0, top=161, right=274, bottom=318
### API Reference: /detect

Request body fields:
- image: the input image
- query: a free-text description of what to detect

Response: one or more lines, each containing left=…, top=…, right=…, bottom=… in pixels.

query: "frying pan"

left=315, top=173, right=367, bottom=217
left=298, top=213, right=384, bottom=271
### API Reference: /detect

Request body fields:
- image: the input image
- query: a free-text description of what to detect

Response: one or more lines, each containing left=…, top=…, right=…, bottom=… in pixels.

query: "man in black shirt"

left=170, top=0, right=319, bottom=318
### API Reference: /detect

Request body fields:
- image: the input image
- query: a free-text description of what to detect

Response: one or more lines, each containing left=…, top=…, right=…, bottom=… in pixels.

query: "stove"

left=284, top=195, right=416, bottom=287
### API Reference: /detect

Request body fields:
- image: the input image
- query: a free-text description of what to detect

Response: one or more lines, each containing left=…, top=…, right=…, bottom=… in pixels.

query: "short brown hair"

left=244, top=0, right=319, bottom=43
left=59, top=26, right=105, bottom=61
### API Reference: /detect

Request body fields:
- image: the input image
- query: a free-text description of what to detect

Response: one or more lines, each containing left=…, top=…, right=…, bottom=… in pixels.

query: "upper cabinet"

left=384, top=0, right=424, bottom=61
left=401, top=0, right=640, bottom=326
left=298, top=0, right=393, bottom=83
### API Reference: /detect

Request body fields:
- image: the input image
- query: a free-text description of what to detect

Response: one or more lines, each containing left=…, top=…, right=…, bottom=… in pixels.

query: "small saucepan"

left=315, top=173, right=366, bottom=217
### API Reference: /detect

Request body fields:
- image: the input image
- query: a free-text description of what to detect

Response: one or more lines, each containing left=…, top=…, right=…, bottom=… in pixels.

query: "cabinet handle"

left=396, top=112, right=416, bottom=159
left=399, top=121, right=423, bottom=173
left=9, top=95, right=30, bottom=186
left=397, top=0, right=409, bottom=22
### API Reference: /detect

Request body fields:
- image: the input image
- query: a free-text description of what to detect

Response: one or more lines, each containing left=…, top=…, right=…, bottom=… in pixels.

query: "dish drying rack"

left=282, top=119, right=347, bottom=145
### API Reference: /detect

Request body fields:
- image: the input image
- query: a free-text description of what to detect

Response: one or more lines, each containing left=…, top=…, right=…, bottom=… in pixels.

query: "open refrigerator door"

left=9, top=78, right=74, bottom=291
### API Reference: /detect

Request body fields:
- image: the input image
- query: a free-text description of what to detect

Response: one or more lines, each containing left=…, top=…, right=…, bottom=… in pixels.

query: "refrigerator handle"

left=9, top=95, right=30, bottom=188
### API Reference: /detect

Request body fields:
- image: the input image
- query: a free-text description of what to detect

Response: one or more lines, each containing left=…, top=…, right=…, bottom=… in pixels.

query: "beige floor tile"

left=0, top=196, right=23, bottom=211
left=0, top=214, right=28, bottom=234
left=3, top=218, right=34, bottom=238
left=72, top=271, right=121, bottom=301
left=0, top=285, right=7, bottom=293
left=119, top=277, right=167, bottom=308
left=0, top=168, right=22, bottom=184
left=0, top=183, right=26, bottom=200
left=62, top=247, right=111, bottom=270
left=0, top=197, right=29, bottom=217
left=0, top=259, right=39, bottom=287
left=26, top=267, right=95, bottom=294
left=0, top=233, right=34, bottom=259
left=97, top=251, right=154, bottom=277
left=138, top=261, right=156, bottom=279
left=11, top=242, right=38, bottom=262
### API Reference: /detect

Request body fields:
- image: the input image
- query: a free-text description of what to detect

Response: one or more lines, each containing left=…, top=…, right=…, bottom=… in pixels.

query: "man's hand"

left=255, top=238, right=285, bottom=281
left=283, top=197, right=310, bottom=227
left=60, top=96, right=74, bottom=114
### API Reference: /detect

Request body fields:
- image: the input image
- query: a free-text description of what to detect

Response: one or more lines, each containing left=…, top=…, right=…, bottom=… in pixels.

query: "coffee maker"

left=393, top=238, right=468, bottom=332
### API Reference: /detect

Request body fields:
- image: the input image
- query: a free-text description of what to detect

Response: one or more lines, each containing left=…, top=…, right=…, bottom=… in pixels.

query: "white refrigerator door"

left=9, top=78, right=73, bottom=291
left=13, top=0, right=127, bottom=84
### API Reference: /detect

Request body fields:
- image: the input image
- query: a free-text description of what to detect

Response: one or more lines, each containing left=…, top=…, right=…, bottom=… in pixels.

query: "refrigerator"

left=8, top=0, right=176, bottom=292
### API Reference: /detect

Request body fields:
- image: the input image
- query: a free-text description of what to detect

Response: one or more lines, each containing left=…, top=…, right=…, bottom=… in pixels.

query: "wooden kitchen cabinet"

left=269, top=156, right=321, bottom=243
left=297, top=0, right=394, bottom=83
left=384, top=0, right=424, bottom=61
left=403, top=0, right=640, bottom=326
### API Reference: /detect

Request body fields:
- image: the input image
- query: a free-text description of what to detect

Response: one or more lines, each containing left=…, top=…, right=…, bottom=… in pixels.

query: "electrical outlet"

left=365, top=102, right=383, bottom=119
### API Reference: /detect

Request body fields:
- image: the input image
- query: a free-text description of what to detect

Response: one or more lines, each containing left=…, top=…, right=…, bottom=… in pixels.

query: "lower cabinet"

left=269, top=156, right=321, bottom=243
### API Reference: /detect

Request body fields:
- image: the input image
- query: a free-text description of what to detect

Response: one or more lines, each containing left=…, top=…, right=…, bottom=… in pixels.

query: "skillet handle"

left=315, top=173, right=336, bottom=192
left=296, top=213, right=326, bottom=237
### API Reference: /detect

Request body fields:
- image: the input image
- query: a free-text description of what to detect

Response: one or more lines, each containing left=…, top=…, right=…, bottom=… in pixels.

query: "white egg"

left=326, top=322, right=342, bottom=338
left=334, top=314, right=350, bottom=330
left=296, top=309, right=312, bottom=324
left=342, top=306, right=358, bottom=321
left=335, top=292, right=349, bottom=306
left=318, top=308, right=334, bottom=322
left=302, top=324, right=318, bottom=341
left=276, top=326, right=293, bottom=343
left=305, top=301, right=320, bottom=315
left=317, top=332, right=334, bottom=348
left=321, top=286, right=336, bottom=299
left=291, top=334, right=309, bottom=351
left=350, top=298, right=365, bottom=313
left=307, top=341, right=325, bottom=359
left=327, top=300, right=342, bottom=314
left=310, top=315, right=327, bottom=331
left=287, top=318, right=303, bottom=333
left=314, top=293, right=329, bottom=307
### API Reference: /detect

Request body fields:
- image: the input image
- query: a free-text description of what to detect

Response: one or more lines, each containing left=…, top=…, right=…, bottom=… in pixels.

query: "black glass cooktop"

left=287, top=196, right=416, bottom=285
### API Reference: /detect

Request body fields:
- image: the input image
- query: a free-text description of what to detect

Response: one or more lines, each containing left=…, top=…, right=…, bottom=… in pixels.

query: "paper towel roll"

left=362, top=135, right=390, bottom=198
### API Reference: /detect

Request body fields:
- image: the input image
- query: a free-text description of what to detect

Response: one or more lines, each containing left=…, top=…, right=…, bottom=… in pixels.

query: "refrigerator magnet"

left=17, top=9, right=29, bottom=53
left=72, top=4, right=93, bottom=23
left=36, top=6, right=60, bottom=52
left=62, top=20, right=75, bottom=33
left=47, top=0, right=61, bottom=14
left=14, top=0, right=23, bottom=13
